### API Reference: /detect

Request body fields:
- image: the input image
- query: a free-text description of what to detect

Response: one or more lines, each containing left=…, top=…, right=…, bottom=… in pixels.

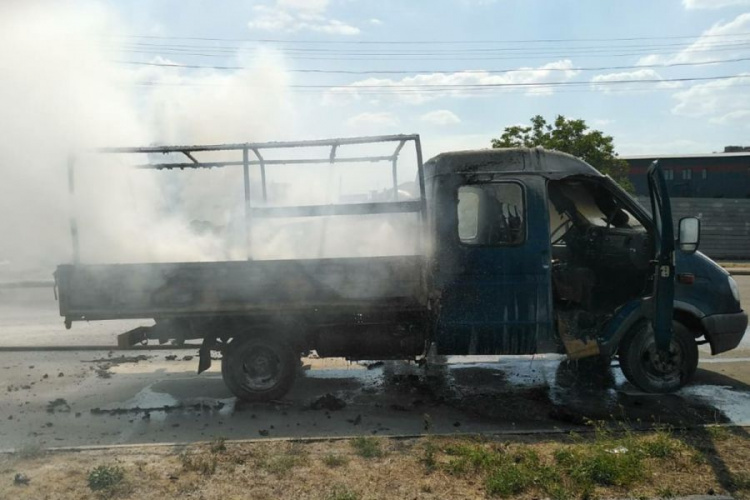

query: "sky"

left=97, top=0, right=750, bottom=158
left=1, top=0, right=749, bottom=272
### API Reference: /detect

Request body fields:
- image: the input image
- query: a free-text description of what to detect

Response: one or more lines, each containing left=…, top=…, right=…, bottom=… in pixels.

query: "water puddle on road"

left=89, top=356, right=749, bottom=438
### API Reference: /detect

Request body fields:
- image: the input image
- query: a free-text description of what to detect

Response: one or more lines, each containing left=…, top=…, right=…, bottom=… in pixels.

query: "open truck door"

left=646, top=160, right=675, bottom=351
left=615, top=160, right=699, bottom=393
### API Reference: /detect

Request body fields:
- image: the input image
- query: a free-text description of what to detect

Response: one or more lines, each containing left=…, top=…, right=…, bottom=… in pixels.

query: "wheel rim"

left=237, top=345, right=285, bottom=392
left=638, top=335, right=684, bottom=386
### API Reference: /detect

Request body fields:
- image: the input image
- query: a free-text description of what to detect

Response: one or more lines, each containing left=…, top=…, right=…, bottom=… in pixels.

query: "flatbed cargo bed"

left=55, top=256, right=426, bottom=322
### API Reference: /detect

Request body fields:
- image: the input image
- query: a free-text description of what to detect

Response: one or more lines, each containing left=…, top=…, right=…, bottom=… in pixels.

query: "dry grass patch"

left=1, top=426, right=750, bottom=499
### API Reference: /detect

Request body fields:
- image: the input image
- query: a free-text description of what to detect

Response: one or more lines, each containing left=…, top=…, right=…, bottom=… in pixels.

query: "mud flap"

left=198, top=336, right=215, bottom=374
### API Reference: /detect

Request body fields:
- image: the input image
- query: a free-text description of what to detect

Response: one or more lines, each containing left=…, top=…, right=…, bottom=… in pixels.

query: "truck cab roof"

left=424, top=147, right=603, bottom=180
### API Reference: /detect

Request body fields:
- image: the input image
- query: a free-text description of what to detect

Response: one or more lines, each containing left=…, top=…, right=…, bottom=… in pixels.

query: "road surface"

left=0, top=278, right=748, bottom=451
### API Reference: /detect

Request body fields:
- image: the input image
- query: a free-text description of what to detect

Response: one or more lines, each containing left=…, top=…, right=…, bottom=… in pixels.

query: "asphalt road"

left=0, top=277, right=748, bottom=451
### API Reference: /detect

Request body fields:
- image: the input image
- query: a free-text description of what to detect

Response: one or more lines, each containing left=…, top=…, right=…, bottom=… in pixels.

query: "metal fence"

left=638, top=196, right=750, bottom=260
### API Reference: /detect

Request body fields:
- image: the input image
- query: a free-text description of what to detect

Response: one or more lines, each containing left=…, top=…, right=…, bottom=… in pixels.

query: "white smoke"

left=0, top=0, right=418, bottom=280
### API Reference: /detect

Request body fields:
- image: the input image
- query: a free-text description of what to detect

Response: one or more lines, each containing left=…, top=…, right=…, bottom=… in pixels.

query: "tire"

left=221, top=335, right=298, bottom=402
left=619, top=320, right=698, bottom=393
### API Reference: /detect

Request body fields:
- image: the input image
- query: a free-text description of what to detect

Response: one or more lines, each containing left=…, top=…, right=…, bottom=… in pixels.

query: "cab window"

left=457, top=183, right=525, bottom=246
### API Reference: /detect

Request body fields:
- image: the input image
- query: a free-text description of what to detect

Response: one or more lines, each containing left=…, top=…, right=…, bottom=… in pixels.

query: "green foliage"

left=640, top=430, right=681, bottom=459
left=491, top=115, right=632, bottom=191
left=87, top=465, right=125, bottom=492
left=445, top=444, right=564, bottom=498
left=351, top=437, right=384, bottom=459
left=420, top=441, right=438, bottom=472
left=439, top=425, right=691, bottom=498
left=554, top=444, right=644, bottom=487
left=445, top=443, right=505, bottom=475
left=707, top=425, right=731, bottom=441
left=657, top=486, right=677, bottom=498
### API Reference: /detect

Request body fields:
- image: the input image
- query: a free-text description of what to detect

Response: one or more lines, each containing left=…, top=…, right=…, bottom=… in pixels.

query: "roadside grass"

left=423, top=424, right=695, bottom=498
left=3, top=426, right=750, bottom=499
left=322, top=453, right=348, bottom=468
left=179, top=451, right=217, bottom=476
left=209, top=436, right=227, bottom=454
left=706, top=425, right=731, bottom=441
left=88, top=464, right=129, bottom=498
left=351, top=436, right=384, bottom=458
left=326, top=484, right=360, bottom=500
left=256, top=442, right=309, bottom=476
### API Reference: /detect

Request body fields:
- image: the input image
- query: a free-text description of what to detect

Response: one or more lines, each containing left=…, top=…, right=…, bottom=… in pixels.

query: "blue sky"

left=97, top=0, right=750, bottom=160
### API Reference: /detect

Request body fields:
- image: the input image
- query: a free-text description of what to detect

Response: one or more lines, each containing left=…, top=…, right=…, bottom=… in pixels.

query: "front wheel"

left=619, top=320, right=698, bottom=393
left=221, top=335, right=298, bottom=402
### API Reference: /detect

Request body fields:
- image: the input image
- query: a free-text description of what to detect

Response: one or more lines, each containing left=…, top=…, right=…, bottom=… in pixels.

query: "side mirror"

left=678, top=217, right=700, bottom=254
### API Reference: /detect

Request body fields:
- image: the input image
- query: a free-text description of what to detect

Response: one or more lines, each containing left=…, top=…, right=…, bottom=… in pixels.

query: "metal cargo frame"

left=67, top=134, right=426, bottom=262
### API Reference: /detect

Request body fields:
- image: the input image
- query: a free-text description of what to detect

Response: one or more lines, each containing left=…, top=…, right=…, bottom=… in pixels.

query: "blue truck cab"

left=425, top=147, right=747, bottom=393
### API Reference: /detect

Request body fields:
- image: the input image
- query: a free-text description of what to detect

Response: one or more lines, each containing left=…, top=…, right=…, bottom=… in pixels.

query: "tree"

left=491, top=115, right=632, bottom=190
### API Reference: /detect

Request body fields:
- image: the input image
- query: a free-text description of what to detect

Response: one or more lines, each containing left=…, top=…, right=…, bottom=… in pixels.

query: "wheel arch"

left=599, top=299, right=704, bottom=357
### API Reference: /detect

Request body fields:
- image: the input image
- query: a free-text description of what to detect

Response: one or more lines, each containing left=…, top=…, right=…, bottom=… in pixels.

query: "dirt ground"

left=2, top=427, right=750, bottom=500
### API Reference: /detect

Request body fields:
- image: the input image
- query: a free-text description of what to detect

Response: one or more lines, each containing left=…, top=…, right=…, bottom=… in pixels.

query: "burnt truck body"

left=55, top=134, right=747, bottom=401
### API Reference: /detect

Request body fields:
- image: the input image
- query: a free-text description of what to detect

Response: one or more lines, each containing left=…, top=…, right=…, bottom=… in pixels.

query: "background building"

left=624, top=147, right=750, bottom=260
left=624, top=149, right=750, bottom=199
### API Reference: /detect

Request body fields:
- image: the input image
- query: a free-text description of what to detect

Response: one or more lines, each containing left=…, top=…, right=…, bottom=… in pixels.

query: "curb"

left=2, top=423, right=748, bottom=455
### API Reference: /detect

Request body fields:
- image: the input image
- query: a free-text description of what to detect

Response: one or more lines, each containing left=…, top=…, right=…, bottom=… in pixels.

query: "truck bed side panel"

left=56, top=256, right=425, bottom=320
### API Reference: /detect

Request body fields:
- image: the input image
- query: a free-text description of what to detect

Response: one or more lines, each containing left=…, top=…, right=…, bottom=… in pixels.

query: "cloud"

left=327, top=60, right=581, bottom=104
left=637, top=12, right=750, bottom=65
left=591, top=68, right=681, bottom=92
left=671, top=73, right=750, bottom=124
left=591, top=119, right=614, bottom=127
left=710, top=109, right=750, bottom=124
left=248, top=1, right=360, bottom=35
left=682, top=0, right=750, bottom=9
left=346, top=112, right=400, bottom=128
left=369, top=18, right=382, bottom=25
left=277, top=0, right=330, bottom=11
left=419, top=110, right=461, bottom=126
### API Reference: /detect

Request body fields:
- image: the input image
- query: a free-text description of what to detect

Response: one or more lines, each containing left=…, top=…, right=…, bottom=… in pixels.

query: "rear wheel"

left=619, top=320, right=698, bottom=393
left=221, top=335, right=298, bottom=402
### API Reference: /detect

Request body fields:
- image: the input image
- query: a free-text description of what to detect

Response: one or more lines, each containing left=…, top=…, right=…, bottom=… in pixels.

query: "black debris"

left=46, top=398, right=71, bottom=413
left=82, top=355, right=150, bottom=365
left=310, top=393, right=346, bottom=411
left=13, top=473, right=30, bottom=486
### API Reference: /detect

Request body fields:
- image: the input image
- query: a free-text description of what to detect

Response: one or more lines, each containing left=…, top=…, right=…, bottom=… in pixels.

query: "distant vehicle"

left=55, top=135, right=747, bottom=401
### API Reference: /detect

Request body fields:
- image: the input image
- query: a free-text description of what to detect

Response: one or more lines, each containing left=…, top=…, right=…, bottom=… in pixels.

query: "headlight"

left=728, top=276, right=741, bottom=303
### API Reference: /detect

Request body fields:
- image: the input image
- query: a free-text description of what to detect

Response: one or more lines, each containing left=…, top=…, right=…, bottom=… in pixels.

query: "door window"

left=457, top=183, right=525, bottom=246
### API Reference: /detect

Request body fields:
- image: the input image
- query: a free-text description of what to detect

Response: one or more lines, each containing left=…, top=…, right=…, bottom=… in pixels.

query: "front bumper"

left=702, top=311, right=749, bottom=355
